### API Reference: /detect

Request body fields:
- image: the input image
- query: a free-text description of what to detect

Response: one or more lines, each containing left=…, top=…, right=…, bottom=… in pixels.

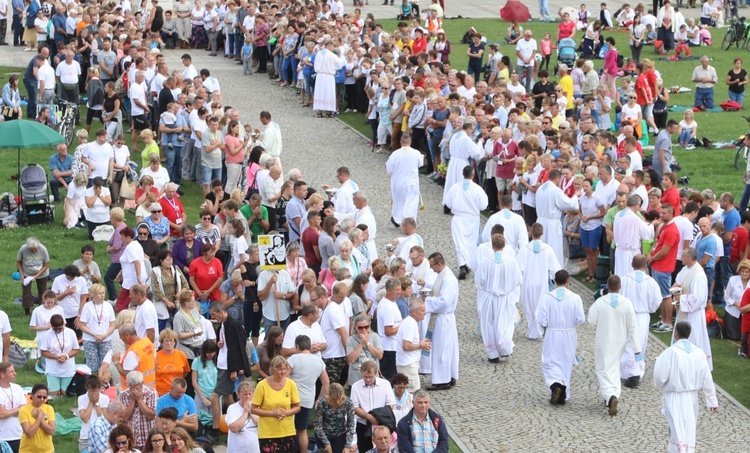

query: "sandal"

left=316, top=112, right=323, bottom=118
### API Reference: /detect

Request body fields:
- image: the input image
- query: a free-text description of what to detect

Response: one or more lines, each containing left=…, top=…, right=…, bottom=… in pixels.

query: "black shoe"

left=458, top=267, right=467, bottom=280
left=391, top=217, right=400, bottom=228
left=443, top=205, right=451, bottom=215
left=550, top=384, right=563, bottom=405
left=427, top=383, right=452, bottom=391
left=608, top=396, right=618, bottom=415
left=488, top=357, right=500, bottom=363
left=623, top=376, right=640, bottom=388
left=449, top=378, right=456, bottom=387
left=176, top=188, right=184, bottom=196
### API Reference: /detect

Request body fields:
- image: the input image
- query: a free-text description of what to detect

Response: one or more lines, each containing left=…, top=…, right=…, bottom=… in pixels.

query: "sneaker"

left=655, top=324, right=673, bottom=333
left=345, top=108, right=352, bottom=113
left=649, top=320, right=664, bottom=329
left=685, top=144, right=695, bottom=150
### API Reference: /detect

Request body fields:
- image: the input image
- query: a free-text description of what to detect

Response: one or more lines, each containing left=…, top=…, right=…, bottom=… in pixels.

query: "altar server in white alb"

left=422, top=252, right=459, bottom=391
left=619, top=255, right=663, bottom=388
left=671, top=248, right=713, bottom=371
left=534, top=169, right=579, bottom=265
left=352, top=191, right=378, bottom=261
left=654, top=321, right=718, bottom=453
left=613, top=195, right=654, bottom=276
left=443, top=166, right=488, bottom=280
left=517, top=223, right=561, bottom=340
left=472, top=224, right=512, bottom=271
left=537, top=270, right=585, bottom=405
left=481, top=195, right=528, bottom=254
left=313, top=40, right=345, bottom=114
left=322, top=166, right=359, bottom=217
left=386, top=135, right=423, bottom=227
left=475, top=234, right=523, bottom=363
left=442, top=122, right=483, bottom=210
left=589, top=275, right=640, bottom=416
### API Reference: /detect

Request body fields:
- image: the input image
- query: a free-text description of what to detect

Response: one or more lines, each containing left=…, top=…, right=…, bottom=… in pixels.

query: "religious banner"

left=258, top=234, right=287, bottom=270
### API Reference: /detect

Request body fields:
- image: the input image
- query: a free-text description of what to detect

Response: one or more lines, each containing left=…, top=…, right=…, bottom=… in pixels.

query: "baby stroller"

left=555, top=38, right=577, bottom=76
left=17, top=163, right=55, bottom=226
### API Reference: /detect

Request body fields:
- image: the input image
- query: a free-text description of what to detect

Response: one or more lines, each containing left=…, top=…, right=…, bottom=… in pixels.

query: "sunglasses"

left=357, top=325, right=370, bottom=330
left=35, top=394, right=48, bottom=400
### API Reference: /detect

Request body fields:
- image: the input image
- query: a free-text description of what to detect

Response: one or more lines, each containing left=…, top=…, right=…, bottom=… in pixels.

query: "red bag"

left=675, top=43, right=691, bottom=56
left=720, top=100, right=743, bottom=111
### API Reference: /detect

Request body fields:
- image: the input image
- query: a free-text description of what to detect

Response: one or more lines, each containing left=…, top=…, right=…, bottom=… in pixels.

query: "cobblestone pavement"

left=2, top=44, right=745, bottom=452
left=205, top=58, right=749, bottom=452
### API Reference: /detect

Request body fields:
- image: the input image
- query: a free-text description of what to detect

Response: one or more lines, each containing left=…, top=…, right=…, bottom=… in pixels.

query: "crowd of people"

left=0, top=0, right=746, bottom=451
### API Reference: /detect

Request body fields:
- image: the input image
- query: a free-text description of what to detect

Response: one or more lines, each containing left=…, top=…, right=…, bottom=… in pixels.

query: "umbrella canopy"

left=500, top=0, right=531, bottom=23
left=0, top=119, right=65, bottom=149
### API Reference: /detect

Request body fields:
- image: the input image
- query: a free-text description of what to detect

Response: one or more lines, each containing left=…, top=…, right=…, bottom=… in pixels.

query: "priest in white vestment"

left=620, top=255, right=663, bottom=387
left=671, top=248, right=713, bottom=371
left=352, top=192, right=379, bottom=261
left=481, top=195, right=529, bottom=254
left=589, top=275, right=640, bottom=415
left=313, top=40, right=345, bottom=113
left=441, top=123, right=483, bottom=207
left=443, top=166, right=488, bottom=280
left=534, top=169, right=579, bottom=266
left=386, top=135, right=424, bottom=226
left=323, top=166, right=359, bottom=217
left=517, top=224, right=561, bottom=340
left=613, top=195, right=654, bottom=276
left=654, top=321, right=718, bottom=453
left=405, top=245, right=435, bottom=294
left=422, top=253, right=459, bottom=390
left=537, top=270, right=585, bottom=404
left=475, top=234, right=522, bottom=362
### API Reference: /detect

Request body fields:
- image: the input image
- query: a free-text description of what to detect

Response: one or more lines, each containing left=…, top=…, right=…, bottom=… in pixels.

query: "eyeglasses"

left=628, top=96, right=637, bottom=99
left=138, top=232, right=149, bottom=236
left=35, top=394, right=48, bottom=400
left=357, top=325, right=370, bottom=330
left=152, top=210, right=162, bottom=213
left=559, top=126, right=568, bottom=130
left=202, top=216, right=212, bottom=220
left=310, top=296, right=321, bottom=303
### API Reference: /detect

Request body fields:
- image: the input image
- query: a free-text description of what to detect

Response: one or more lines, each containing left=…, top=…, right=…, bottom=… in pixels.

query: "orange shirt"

left=155, top=349, right=191, bottom=396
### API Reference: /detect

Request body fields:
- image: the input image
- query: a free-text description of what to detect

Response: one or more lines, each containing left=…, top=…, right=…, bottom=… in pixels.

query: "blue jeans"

left=517, top=64, right=534, bottom=92
left=164, top=145, right=182, bottom=184
left=714, top=256, right=731, bottom=305
left=281, top=55, right=294, bottom=82
left=467, top=62, right=482, bottom=81
left=23, top=76, right=37, bottom=119
left=304, top=74, right=314, bottom=97
left=191, top=146, right=201, bottom=182
left=705, top=267, right=715, bottom=301
left=695, top=87, right=715, bottom=109
left=538, top=0, right=549, bottom=16
left=729, top=90, right=745, bottom=106
left=678, top=130, right=695, bottom=145
left=233, top=32, right=243, bottom=58
left=263, top=316, right=290, bottom=335
left=201, top=166, right=222, bottom=186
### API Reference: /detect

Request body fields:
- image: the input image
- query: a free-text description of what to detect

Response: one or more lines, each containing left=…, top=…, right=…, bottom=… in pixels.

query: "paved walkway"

left=2, top=42, right=747, bottom=452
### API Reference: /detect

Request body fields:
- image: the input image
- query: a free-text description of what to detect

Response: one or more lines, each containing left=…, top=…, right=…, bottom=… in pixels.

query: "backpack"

left=114, top=76, right=127, bottom=99
left=7, top=339, right=28, bottom=368
left=65, top=372, right=88, bottom=397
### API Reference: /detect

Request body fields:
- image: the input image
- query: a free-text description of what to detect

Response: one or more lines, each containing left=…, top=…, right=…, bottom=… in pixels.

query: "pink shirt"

left=541, top=39, right=552, bottom=56
left=604, top=48, right=619, bottom=76
left=224, top=135, right=244, bottom=164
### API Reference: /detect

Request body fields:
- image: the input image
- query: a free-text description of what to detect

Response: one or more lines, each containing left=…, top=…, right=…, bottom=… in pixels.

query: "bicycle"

left=54, top=99, right=79, bottom=148
left=723, top=16, right=747, bottom=50
left=734, top=116, right=750, bottom=171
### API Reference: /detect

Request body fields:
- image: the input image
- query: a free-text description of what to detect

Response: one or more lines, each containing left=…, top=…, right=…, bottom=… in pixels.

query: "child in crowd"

left=242, top=37, right=254, bottom=75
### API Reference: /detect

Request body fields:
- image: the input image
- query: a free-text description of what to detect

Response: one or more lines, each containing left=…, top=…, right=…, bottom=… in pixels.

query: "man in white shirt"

left=51, top=265, right=89, bottom=337
left=595, top=165, right=618, bottom=206
left=131, top=284, right=159, bottom=348
left=256, top=111, right=282, bottom=161
left=257, top=268, right=296, bottom=332
left=55, top=49, right=82, bottom=105
left=376, top=278, right=403, bottom=381
left=350, top=361, right=396, bottom=452
left=37, top=58, right=56, bottom=104
left=281, top=304, right=327, bottom=357
left=312, top=285, right=348, bottom=385
left=81, top=129, right=114, bottom=184
left=515, top=30, right=537, bottom=92
left=181, top=53, right=198, bottom=80
left=129, top=71, right=150, bottom=149
left=396, top=298, right=430, bottom=392
left=115, top=227, right=146, bottom=313
left=0, top=362, right=25, bottom=452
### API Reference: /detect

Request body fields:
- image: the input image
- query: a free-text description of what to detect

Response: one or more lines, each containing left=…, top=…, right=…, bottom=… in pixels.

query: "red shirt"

left=741, top=288, right=750, bottom=333
left=557, top=21, right=575, bottom=41
left=730, top=226, right=749, bottom=263
left=160, top=196, right=186, bottom=237
left=412, top=37, right=428, bottom=55
left=301, top=227, right=321, bottom=267
left=189, top=257, right=223, bottom=301
left=493, top=140, right=521, bottom=179
left=616, top=140, right=643, bottom=157
left=635, top=73, right=654, bottom=106
left=135, top=186, right=159, bottom=201
left=651, top=220, right=680, bottom=273
left=661, top=186, right=680, bottom=216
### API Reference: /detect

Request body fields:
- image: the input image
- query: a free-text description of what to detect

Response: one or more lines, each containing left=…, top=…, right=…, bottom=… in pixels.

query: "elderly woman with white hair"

left=17, top=237, right=51, bottom=316
left=64, top=172, right=89, bottom=229
left=71, top=129, right=91, bottom=179
left=338, top=239, right=362, bottom=278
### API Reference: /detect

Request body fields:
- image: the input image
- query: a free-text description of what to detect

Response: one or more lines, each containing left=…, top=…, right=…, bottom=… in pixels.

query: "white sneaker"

left=685, top=144, right=696, bottom=150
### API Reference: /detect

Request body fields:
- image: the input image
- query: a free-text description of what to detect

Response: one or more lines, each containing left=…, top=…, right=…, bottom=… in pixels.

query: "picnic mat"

left=669, top=105, right=724, bottom=113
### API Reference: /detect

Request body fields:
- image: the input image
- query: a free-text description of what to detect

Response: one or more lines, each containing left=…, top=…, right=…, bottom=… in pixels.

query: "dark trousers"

left=60, top=83, right=80, bottom=105
left=23, top=76, right=36, bottom=118
left=724, top=312, right=742, bottom=340
left=265, top=205, right=278, bottom=231
left=12, top=15, right=22, bottom=46
left=714, top=257, right=731, bottom=305
left=104, top=262, right=122, bottom=301
left=356, top=423, right=372, bottom=453
left=21, top=277, right=48, bottom=310
left=0, top=19, right=7, bottom=44
left=323, top=357, right=347, bottom=385
left=243, top=299, right=262, bottom=338
left=65, top=316, right=82, bottom=339
left=5, top=439, right=19, bottom=453
left=381, top=350, right=396, bottom=381
left=50, top=178, right=70, bottom=202
left=255, top=45, right=269, bottom=73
